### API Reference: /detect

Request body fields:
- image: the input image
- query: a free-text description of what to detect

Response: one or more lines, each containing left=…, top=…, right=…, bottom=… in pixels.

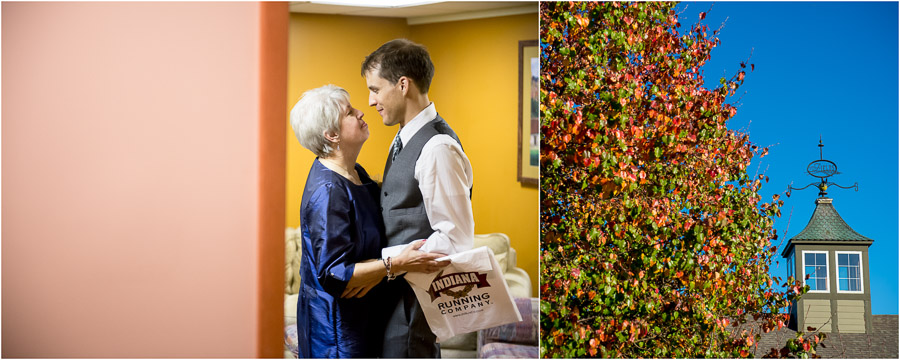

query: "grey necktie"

left=390, top=133, right=403, bottom=162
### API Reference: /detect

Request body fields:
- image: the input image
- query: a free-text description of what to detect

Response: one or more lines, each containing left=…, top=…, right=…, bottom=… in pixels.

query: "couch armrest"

left=285, top=227, right=301, bottom=295
left=284, top=293, right=298, bottom=327
left=505, top=267, right=532, bottom=298
left=497, top=240, right=532, bottom=298
left=507, top=247, right=518, bottom=271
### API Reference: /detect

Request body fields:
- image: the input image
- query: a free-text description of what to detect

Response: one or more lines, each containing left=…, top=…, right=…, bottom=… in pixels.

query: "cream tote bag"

left=404, top=246, right=522, bottom=342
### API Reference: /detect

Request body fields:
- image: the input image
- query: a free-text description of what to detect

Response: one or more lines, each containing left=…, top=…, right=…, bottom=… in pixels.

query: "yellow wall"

left=286, top=12, right=539, bottom=297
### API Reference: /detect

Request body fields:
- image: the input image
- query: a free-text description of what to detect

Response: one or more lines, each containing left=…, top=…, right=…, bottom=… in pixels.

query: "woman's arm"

left=341, top=259, right=385, bottom=298
left=306, top=182, right=450, bottom=299
left=341, top=240, right=451, bottom=298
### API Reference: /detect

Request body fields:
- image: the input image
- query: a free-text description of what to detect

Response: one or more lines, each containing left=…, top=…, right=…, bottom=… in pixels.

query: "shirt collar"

left=397, top=102, right=436, bottom=146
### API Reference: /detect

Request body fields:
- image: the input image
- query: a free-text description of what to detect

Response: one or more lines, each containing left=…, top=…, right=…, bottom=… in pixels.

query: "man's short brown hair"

left=361, top=39, right=434, bottom=94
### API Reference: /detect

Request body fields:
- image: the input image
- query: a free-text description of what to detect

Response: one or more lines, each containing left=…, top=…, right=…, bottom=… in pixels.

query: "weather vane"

left=786, top=136, right=858, bottom=197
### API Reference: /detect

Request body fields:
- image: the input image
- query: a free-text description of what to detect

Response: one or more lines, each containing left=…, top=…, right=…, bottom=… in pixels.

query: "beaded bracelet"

left=386, top=256, right=397, bottom=281
left=382, top=256, right=397, bottom=281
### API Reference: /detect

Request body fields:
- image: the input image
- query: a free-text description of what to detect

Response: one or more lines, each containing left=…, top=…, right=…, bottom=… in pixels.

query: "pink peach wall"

left=2, top=2, right=271, bottom=357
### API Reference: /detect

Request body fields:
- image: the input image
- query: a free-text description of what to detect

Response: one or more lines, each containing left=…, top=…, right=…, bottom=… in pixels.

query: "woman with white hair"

left=290, top=84, right=449, bottom=358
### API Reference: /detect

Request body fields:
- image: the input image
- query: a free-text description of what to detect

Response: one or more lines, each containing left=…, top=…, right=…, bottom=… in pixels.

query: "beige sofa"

left=283, top=230, right=532, bottom=358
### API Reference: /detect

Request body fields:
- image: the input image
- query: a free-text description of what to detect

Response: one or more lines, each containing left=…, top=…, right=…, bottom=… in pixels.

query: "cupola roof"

left=781, top=197, right=873, bottom=257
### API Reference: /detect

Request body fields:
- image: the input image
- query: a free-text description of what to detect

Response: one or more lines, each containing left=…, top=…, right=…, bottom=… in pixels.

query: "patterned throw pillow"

left=480, top=342, right=539, bottom=359
left=479, top=297, right=538, bottom=346
left=284, top=323, right=299, bottom=358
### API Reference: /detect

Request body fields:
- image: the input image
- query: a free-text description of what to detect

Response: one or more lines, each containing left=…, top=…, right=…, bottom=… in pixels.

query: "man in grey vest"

left=362, top=39, right=475, bottom=358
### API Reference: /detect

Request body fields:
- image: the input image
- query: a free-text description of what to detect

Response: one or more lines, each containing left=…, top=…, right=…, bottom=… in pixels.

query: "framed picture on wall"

left=518, top=40, right=539, bottom=185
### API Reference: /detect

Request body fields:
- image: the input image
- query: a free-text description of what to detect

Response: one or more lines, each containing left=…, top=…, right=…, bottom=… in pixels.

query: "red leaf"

left=699, top=12, right=706, bottom=20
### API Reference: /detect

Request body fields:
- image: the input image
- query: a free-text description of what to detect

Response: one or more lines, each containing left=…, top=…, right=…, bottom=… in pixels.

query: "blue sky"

left=673, top=2, right=898, bottom=314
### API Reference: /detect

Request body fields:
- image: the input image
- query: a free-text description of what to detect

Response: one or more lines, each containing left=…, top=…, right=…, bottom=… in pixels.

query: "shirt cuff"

left=321, top=262, right=356, bottom=296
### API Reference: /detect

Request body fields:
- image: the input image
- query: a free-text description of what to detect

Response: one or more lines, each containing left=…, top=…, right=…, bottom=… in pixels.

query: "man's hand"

left=393, top=239, right=451, bottom=273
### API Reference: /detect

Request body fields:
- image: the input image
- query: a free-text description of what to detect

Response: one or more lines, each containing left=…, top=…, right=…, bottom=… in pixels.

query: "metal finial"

left=818, top=135, right=823, bottom=160
left=786, top=136, right=858, bottom=198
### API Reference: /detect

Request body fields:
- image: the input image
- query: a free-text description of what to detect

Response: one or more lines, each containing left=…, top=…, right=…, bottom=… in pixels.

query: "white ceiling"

left=289, top=1, right=537, bottom=25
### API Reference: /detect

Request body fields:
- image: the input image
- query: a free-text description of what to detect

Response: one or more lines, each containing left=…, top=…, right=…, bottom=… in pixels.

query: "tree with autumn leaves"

left=540, top=2, right=822, bottom=358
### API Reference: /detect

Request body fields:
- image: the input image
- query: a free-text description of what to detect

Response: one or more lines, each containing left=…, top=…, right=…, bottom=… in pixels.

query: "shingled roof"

left=753, top=315, right=899, bottom=358
left=782, top=197, right=873, bottom=257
